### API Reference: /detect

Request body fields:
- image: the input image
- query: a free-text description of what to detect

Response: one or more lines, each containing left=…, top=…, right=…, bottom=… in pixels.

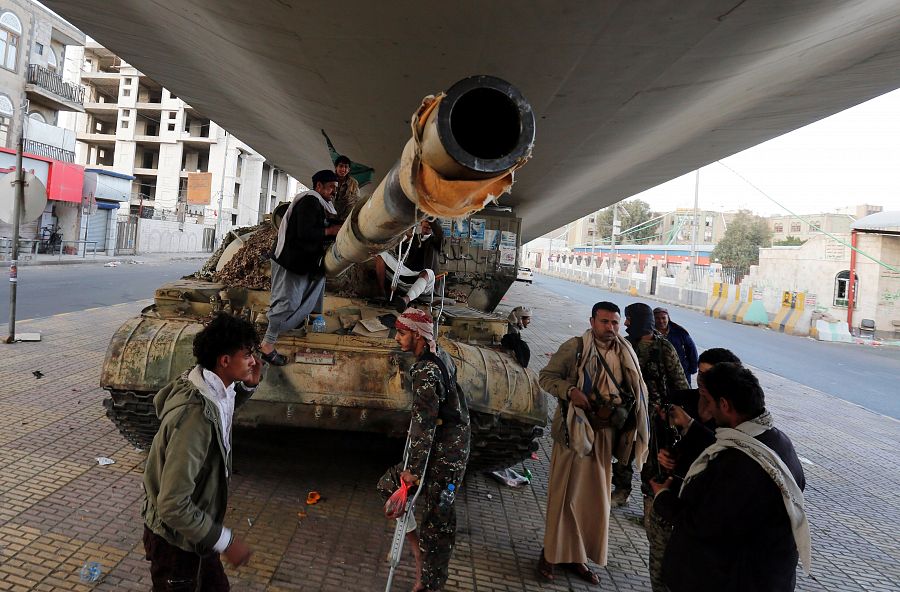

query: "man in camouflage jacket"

left=622, top=302, right=689, bottom=592
left=378, top=308, right=470, bottom=592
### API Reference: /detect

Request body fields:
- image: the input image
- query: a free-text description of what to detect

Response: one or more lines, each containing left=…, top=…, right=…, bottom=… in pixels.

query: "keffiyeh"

left=395, top=308, right=437, bottom=354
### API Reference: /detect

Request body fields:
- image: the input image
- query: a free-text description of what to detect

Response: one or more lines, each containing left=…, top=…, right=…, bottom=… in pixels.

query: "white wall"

left=137, top=218, right=208, bottom=253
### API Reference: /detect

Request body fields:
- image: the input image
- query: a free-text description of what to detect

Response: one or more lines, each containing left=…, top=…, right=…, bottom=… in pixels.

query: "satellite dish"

left=0, top=171, right=48, bottom=224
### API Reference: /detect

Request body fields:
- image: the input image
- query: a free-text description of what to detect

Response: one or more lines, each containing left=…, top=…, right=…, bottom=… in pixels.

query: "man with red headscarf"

left=378, top=308, right=471, bottom=591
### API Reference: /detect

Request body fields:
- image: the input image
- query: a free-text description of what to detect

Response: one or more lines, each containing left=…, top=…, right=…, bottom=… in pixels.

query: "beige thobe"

left=542, top=341, right=623, bottom=565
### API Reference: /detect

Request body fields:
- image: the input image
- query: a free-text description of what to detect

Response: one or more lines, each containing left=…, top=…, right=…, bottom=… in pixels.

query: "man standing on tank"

left=260, top=170, right=342, bottom=366
left=379, top=308, right=470, bottom=592
left=332, top=154, right=359, bottom=221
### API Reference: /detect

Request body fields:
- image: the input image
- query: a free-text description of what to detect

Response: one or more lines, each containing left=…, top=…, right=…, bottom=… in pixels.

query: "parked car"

left=516, top=267, right=534, bottom=284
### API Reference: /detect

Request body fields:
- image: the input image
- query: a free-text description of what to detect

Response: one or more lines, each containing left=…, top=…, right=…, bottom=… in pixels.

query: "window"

left=122, top=109, right=130, bottom=117
left=0, top=12, right=23, bottom=72
left=34, top=42, right=43, bottom=55
left=121, top=120, right=129, bottom=129
left=47, top=48, right=58, bottom=72
left=122, top=88, right=131, bottom=97
left=833, top=270, right=858, bottom=308
left=272, top=171, right=279, bottom=191
left=0, top=94, right=12, bottom=147
left=28, top=111, right=46, bottom=123
left=167, top=122, right=176, bottom=132
left=123, top=77, right=133, bottom=87
left=774, top=223, right=783, bottom=233
left=790, top=223, right=801, bottom=233
left=810, top=220, right=821, bottom=231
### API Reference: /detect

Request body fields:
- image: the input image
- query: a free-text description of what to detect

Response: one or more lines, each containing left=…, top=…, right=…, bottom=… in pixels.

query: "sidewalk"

left=0, top=250, right=210, bottom=268
left=0, top=282, right=897, bottom=590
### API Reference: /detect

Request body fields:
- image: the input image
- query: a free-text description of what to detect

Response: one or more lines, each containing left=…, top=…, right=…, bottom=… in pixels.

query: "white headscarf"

left=507, top=306, right=532, bottom=330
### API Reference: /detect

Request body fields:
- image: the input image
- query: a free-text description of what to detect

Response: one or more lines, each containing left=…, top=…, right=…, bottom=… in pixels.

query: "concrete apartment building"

left=559, top=207, right=734, bottom=249
left=68, top=40, right=300, bottom=251
left=767, top=205, right=882, bottom=243
left=0, top=0, right=84, bottom=243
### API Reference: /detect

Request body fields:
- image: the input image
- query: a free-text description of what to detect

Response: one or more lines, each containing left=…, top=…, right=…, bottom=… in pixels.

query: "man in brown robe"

left=537, top=301, right=650, bottom=586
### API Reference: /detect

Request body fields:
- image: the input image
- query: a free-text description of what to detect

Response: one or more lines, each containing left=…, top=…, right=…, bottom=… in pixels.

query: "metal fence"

left=27, top=64, right=86, bottom=104
left=116, top=215, right=139, bottom=255
left=23, top=139, right=75, bottom=162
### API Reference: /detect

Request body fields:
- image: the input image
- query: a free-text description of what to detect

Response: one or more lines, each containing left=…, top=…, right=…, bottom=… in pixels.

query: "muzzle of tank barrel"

left=324, top=75, right=535, bottom=277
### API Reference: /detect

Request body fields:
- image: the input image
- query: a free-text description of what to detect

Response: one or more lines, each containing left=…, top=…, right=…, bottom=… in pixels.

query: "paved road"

left=0, top=259, right=202, bottom=322
left=533, top=274, right=900, bottom=419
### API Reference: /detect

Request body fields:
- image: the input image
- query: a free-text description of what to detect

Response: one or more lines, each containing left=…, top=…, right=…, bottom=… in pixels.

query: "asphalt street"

left=0, top=259, right=201, bottom=322
left=532, top=274, right=900, bottom=420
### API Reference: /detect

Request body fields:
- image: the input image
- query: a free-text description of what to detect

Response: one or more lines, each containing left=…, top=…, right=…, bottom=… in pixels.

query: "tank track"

left=103, top=391, right=544, bottom=469
left=103, top=390, right=160, bottom=449
left=467, top=410, right=544, bottom=472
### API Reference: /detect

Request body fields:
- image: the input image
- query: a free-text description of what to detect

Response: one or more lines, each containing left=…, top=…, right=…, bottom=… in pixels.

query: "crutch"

left=430, top=272, right=448, bottom=337
left=385, top=427, right=432, bottom=592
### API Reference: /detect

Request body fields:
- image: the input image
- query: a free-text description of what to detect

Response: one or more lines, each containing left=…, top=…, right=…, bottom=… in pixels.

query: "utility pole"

left=688, top=168, right=701, bottom=305
left=609, top=203, right=619, bottom=287
left=5, top=133, right=25, bottom=343
left=215, top=131, right=229, bottom=247
left=6, top=99, right=29, bottom=344
left=690, top=169, right=700, bottom=268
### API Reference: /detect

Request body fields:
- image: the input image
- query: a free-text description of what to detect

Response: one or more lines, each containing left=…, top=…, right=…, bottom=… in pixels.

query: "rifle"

left=651, top=339, right=682, bottom=481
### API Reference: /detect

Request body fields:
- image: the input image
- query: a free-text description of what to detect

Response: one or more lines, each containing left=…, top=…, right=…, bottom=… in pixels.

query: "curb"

left=1, top=253, right=209, bottom=268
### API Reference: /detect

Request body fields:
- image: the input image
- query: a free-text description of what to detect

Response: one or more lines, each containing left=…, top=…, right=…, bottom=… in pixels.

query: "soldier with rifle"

left=621, top=303, right=689, bottom=592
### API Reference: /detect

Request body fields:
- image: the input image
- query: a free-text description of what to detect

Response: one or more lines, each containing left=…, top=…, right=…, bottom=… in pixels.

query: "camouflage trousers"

left=643, top=496, right=673, bottom=592
left=378, top=461, right=466, bottom=591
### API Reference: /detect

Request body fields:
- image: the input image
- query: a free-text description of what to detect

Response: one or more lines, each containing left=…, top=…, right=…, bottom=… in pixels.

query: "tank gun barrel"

left=324, top=75, right=535, bottom=277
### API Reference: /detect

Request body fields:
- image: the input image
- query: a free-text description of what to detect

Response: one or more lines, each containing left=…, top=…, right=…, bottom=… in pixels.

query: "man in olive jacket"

left=142, top=314, right=264, bottom=591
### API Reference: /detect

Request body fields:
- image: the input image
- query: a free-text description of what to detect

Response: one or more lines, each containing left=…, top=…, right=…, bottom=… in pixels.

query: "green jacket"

left=142, top=366, right=255, bottom=554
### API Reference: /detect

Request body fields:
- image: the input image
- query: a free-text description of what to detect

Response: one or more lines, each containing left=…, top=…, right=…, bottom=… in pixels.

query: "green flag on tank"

left=321, top=130, right=375, bottom=188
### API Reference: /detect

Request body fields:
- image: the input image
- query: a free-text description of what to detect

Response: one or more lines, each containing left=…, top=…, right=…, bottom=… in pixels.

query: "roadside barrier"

left=706, top=282, right=728, bottom=317
left=770, top=291, right=805, bottom=334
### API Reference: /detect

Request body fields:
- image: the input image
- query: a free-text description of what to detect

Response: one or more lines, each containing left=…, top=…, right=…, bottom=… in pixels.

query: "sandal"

left=537, top=550, right=555, bottom=581
left=260, top=349, right=288, bottom=366
left=567, top=563, right=600, bottom=585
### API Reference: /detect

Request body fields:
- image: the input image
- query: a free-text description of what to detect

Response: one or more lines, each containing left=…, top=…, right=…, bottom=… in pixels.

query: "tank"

left=101, top=75, right=545, bottom=471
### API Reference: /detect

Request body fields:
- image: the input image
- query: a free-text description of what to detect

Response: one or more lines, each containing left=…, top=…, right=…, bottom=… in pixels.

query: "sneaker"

left=260, top=349, right=288, bottom=366
left=611, top=488, right=631, bottom=507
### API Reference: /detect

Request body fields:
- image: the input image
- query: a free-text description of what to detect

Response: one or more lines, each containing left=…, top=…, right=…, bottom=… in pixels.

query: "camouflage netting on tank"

left=214, top=224, right=277, bottom=289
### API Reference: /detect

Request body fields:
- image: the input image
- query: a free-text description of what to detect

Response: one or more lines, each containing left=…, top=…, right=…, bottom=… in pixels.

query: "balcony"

left=24, top=139, right=75, bottom=163
left=180, top=134, right=215, bottom=148
left=25, top=64, right=86, bottom=112
left=83, top=101, right=119, bottom=119
left=76, top=131, right=116, bottom=147
left=79, top=70, right=121, bottom=89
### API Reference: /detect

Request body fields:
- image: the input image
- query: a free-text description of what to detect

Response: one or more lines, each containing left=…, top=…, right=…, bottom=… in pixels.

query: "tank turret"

left=101, top=77, right=545, bottom=471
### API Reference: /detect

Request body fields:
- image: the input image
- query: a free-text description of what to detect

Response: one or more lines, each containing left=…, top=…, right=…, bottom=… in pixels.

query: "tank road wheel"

left=467, top=410, right=544, bottom=472
left=103, top=390, right=161, bottom=450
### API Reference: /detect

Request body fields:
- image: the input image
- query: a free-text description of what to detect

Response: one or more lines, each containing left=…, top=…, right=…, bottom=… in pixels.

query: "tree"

left=711, top=210, right=772, bottom=272
left=773, top=235, right=806, bottom=246
left=593, top=199, right=660, bottom=244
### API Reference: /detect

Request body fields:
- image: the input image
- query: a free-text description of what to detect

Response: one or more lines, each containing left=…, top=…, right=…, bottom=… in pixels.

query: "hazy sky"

left=630, top=88, right=900, bottom=217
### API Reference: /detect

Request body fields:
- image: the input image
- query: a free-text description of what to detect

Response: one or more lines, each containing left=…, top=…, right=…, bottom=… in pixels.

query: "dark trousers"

left=143, top=526, right=230, bottom=592
left=612, top=446, right=635, bottom=492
